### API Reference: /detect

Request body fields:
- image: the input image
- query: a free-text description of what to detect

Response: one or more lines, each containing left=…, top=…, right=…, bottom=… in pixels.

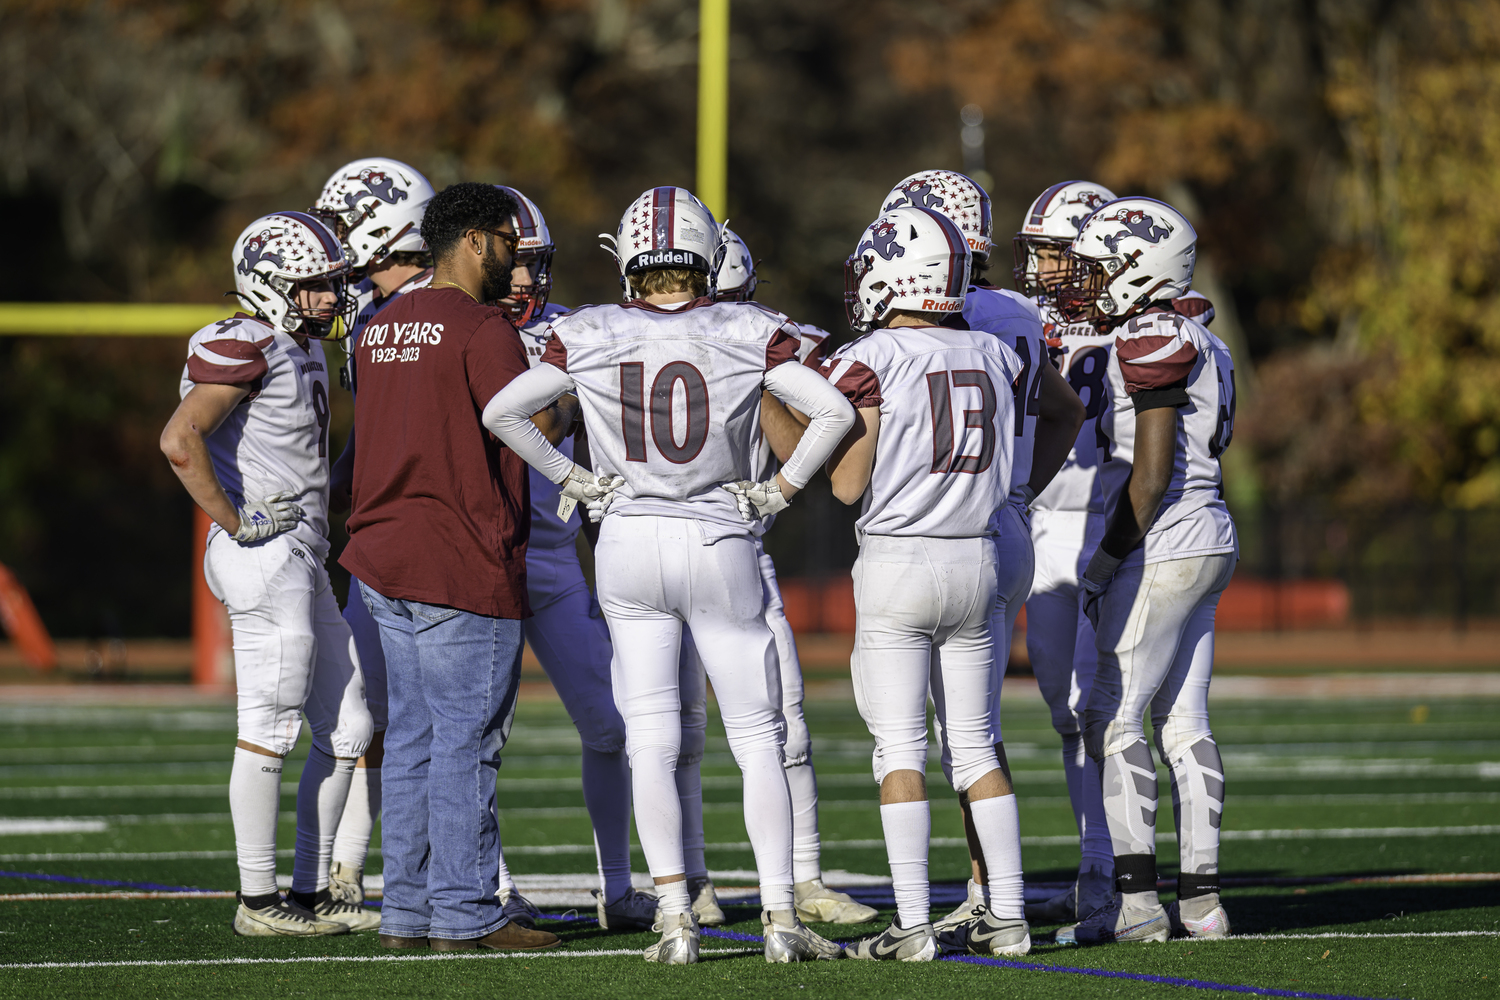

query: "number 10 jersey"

left=537, top=297, right=803, bottom=534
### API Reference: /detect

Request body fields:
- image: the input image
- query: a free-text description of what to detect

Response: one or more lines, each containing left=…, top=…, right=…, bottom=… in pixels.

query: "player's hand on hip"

left=232, top=491, right=305, bottom=543
left=561, top=465, right=624, bottom=522
left=722, top=479, right=791, bottom=522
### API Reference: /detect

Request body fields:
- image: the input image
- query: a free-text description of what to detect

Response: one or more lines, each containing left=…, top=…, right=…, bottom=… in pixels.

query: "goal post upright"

left=696, top=0, right=730, bottom=221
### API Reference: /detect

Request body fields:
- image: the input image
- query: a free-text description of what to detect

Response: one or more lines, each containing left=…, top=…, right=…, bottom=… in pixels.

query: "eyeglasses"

left=473, top=227, right=520, bottom=257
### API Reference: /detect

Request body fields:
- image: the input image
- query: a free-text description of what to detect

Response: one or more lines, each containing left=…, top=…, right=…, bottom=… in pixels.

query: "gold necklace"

left=430, top=280, right=479, bottom=302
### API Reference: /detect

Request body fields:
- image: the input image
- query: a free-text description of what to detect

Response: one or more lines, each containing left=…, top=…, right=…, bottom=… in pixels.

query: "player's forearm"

left=530, top=393, right=581, bottom=447
left=483, top=364, right=577, bottom=483
left=763, top=362, right=855, bottom=490
left=1099, top=406, right=1176, bottom=559
left=760, top=392, right=807, bottom=464
left=1027, top=366, right=1086, bottom=497
left=161, top=428, right=241, bottom=534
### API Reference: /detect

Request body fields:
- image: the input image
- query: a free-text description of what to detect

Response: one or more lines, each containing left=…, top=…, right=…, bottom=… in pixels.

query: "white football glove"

left=231, top=491, right=305, bottom=543
left=1080, top=549, right=1123, bottom=630
left=722, top=479, right=791, bottom=522
left=557, top=465, right=624, bottom=524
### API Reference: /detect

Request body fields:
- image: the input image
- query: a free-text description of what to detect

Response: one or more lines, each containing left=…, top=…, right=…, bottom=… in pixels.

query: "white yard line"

left=0, top=947, right=757, bottom=971
left=1221, top=930, right=1500, bottom=940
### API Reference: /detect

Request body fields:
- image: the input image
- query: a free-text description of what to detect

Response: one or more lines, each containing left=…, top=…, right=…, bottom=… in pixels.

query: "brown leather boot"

left=378, top=934, right=429, bottom=949
left=430, top=922, right=561, bottom=951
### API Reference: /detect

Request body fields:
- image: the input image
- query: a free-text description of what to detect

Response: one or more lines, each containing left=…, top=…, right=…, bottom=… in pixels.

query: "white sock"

left=969, top=793, right=1024, bottom=920
left=292, top=746, right=355, bottom=895
left=490, top=798, right=518, bottom=894
left=786, top=761, right=822, bottom=883
left=230, top=746, right=284, bottom=897
left=741, top=748, right=794, bottom=910
left=879, top=800, right=930, bottom=928
left=330, top=764, right=380, bottom=871
left=656, top=879, right=691, bottom=918
left=583, top=747, right=633, bottom=903
left=675, top=757, right=706, bottom=882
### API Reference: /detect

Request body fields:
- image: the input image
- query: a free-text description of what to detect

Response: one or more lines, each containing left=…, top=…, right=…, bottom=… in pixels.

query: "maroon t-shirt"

left=340, top=286, right=531, bottom=619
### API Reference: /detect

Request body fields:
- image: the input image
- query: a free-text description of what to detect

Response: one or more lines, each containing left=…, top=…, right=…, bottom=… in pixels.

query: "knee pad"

left=323, top=703, right=374, bottom=760
left=677, top=716, right=705, bottom=766
left=948, top=744, right=1001, bottom=795
left=1153, top=716, right=1215, bottom=767
left=782, top=704, right=811, bottom=768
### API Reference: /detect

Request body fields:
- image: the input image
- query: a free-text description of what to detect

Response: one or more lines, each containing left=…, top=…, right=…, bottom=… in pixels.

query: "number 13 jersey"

left=822, top=324, right=1023, bottom=539
left=179, top=313, right=333, bottom=557
left=1099, top=307, right=1238, bottom=565
left=537, top=297, right=802, bottom=533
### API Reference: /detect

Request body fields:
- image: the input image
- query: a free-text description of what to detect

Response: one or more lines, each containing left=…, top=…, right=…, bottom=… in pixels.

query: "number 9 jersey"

left=1098, top=307, right=1238, bottom=565
left=821, top=323, right=1023, bottom=539
left=179, top=313, right=333, bottom=557
left=535, top=297, right=806, bottom=533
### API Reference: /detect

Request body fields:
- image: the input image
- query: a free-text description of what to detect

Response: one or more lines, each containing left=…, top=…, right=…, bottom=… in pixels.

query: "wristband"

left=1082, top=548, right=1123, bottom=589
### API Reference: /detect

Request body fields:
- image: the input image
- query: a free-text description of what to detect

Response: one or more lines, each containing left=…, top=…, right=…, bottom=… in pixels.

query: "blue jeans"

left=360, top=582, right=524, bottom=940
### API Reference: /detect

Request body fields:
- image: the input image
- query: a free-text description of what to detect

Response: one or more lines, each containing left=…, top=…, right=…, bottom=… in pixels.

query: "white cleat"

left=937, top=912, right=1031, bottom=956
left=762, top=907, right=844, bottom=962
left=846, top=916, right=939, bottom=962
left=1056, top=892, right=1170, bottom=946
left=498, top=886, right=543, bottom=929
left=1168, top=894, right=1232, bottom=939
left=311, top=895, right=382, bottom=933
left=232, top=894, right=348, bottom=937
left=595, top=887, right=659, bottom=931
left=327, top=861, right=364, bottom=905
left=644, top=910, right=700, bottom=965
left=690, top=878, right=726, bottom=927
left=933, top=879, right=988, bottom=932
left=794, top=879, right=879, bottom=925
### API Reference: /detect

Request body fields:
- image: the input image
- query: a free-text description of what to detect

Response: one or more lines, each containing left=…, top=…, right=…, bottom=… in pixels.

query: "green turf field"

left=1, top=692, right=1497, bottom=999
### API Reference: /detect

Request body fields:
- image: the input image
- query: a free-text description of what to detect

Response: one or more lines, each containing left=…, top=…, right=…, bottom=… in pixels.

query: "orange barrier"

left=0, top=561, right=57, bottom=670
left=191, top=508, right=234, bottom=687
left=778, top=572, right=1351, bottom=635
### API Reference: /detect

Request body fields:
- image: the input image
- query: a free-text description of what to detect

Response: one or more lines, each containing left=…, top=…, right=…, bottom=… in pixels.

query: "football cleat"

left=794, top=879, right=879, bottom=925
left=761, top=907, right=844, bottom=962
left=1026, top=866, right=1113, bottom=924
left=846, top=916, right=939, bottom=962
left=689, top=878, right=726, bottom=927
left=1056, top=892, right=1169, bottom=946
left=231, top=894, right=348, bottom=937
left=594, top=887, right=658, bottom=931
left=937, top=912, right=1031, bottom=956
left=498, top=887, right=543, bottom=930
left=327, top=861, right=364, bottom=905
left=1026, top=883, right=1078, bottom=924
left=644, top=910, right=700, bottom=965
left=933, top=879, right=988, bottom=932
left=311, top=896, right=382, bottom=933
left=1168, top=894, right=1232, bottom=939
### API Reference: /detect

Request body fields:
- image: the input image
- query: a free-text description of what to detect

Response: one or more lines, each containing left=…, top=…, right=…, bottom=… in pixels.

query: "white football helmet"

left=311, top=157, right=434, bottom=270
left=882, top=170, right=993, bottom=264
left=844, top=206, right=971, bottom=333
left=600, top=186, right=725, bottom=300
left=714, top=228, right=758, bottom=302
left=1057, top=197, right=1196, bottom=324
left=231, top=211, right=354, bottom=338
left=1012, top=180, right=1118, bottom=298
left=494, top=185, right=556, bottom=325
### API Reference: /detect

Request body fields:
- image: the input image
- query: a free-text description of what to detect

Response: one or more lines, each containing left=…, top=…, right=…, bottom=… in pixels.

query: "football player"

left=880, top=172, right=1084, bottom=940
left=826, top=206, right=1029, bottom=961
left=672, top=229, right=877, bottom=926
left=485, top=186, right=855, bottom=964
left=493, top=185, right=658, bottom=931
left=310, top=157, right=435, bottom=908
left=1050, top=198, right=1237, bottom=945
left=160, top=212, right=377, bottom=936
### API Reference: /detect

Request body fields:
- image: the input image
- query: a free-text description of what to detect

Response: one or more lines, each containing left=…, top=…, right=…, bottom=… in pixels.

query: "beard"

left=480, top=241, right=515, bottom=303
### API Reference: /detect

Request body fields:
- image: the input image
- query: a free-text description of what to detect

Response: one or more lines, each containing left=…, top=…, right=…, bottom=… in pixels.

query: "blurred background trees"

left=1, top=0, right=1497, bottom=636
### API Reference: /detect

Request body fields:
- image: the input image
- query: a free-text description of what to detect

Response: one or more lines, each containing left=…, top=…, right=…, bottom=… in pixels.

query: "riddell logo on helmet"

left=921, top=299, right=961, bottom=312
left=631, top=249, right=701, bottom=270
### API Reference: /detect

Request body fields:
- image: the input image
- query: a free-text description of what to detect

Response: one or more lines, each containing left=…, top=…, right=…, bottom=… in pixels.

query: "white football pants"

left=1085, top=552, right=1236, bottom=875
left=205, top=531, right=372, bottom=758
left=343, top=581, right=386, bottom=731
left=851, top=534, right=1001, bottom=795
left=1025, top=509, right=1112, bottom=868
left=596, top=515, right=793, bottom=902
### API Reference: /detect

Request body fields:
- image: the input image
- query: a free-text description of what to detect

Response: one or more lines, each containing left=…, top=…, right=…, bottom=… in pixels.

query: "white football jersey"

left=962, top=285, right=1048, bottom=515
left=1099, top=307, right=1237, bottom=565
left=537, top=298, right=803, bottom=534
left=180, top=315, right=334, bottom=557
left=521, top=301, right=578, bottom=550
left=822, top=323, right=1023, bottom=538
left=1030, top=299, right=1116, bottom=515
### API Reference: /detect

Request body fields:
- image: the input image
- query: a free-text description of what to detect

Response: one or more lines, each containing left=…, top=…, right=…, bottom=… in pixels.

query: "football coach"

left=340, top=182, right=563, bottom=951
